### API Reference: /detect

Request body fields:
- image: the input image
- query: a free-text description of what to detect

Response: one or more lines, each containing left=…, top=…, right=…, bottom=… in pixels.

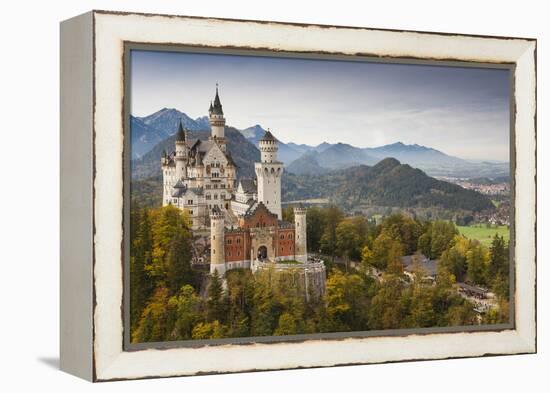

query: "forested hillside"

left=130, top=205, right=510, bottom=343
left=282, top=158, right=494, bottom=212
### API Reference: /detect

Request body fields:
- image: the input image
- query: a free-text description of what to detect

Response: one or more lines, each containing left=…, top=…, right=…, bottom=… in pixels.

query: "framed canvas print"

left=60, top=10, right=537, bottom=381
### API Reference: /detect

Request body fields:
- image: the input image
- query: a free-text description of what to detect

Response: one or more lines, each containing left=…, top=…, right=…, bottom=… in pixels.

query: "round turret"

left=209, top=85, right=226, bottom=148
left=175, top=120, right=188, bottom=180
left=210, top=206, right=226, bottom=275
left=259, top=130, right=278, bottom=163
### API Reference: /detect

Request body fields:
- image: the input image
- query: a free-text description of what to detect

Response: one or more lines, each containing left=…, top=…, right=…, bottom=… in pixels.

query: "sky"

left=130, top=49, right=511, bottom=161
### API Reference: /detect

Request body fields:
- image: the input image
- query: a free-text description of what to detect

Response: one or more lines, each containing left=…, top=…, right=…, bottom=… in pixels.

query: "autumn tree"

left=438, top=235, right=470, bottom=282
left=148, top=205, right=192, bottom=284
left=370, top=233, right=404, bottom=270
left=466, top=242, right=488, bottom=286
left=368, top=276, right=407, bottom=330
left=378, top=214, right=422, bottom=255
left=325, top=269, right=371, bottom=331
left=418, top=220, right=457, bottom=259
left=335, top=217, right=367, bottom=269
left=192, top=321, right=227, bottom=339
left=132, top=287, right=174, bottom=343
left=169, top=285, right=202, bottom=340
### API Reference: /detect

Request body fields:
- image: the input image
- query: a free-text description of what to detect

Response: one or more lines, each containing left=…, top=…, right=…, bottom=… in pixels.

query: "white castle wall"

left=210, top=113, right=225, bottom=139
left=255, top=138, right=283, bottom=219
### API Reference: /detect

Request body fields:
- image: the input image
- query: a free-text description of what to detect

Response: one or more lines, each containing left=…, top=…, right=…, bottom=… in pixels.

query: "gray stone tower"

left=210, top=206, right=226, bottom=275
left=294, top=206, right=307, bottom=263
left=174, top=120, right=188, bottom=180
left=208, top=84, right=227, bottom=152
left=255, top=130, right=284, bottom=219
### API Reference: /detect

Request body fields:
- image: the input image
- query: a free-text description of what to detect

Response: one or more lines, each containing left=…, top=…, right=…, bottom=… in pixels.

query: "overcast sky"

left=130, top=50, right=510, bottom=161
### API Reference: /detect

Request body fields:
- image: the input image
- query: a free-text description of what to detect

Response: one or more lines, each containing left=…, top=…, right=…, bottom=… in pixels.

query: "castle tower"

left=210, top=206, right=226, bottom=275
left=294, top=206, right=308, bottom=263
left=209, top=84, right=227, bottom=152
left=174, top=120, right=188, bottom=180
left=255, top=130, right=284, bottom=219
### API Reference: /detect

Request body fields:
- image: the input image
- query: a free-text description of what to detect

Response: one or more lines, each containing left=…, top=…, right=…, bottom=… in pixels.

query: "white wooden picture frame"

left=60, top=10, right=536, bottom=381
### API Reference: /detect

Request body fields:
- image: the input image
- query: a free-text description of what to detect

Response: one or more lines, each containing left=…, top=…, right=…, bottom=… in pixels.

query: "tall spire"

left=211, top=83, right=223, bottom=115
left=176, top=119, right=186, bottom=141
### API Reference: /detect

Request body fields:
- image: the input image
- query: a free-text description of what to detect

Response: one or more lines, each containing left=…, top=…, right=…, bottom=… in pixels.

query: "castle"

left=161, top=86, right=326, bottom=297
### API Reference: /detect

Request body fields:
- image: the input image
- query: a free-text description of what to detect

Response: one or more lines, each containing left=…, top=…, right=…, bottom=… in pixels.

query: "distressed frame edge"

left=91, top=11, right=537, bottom=381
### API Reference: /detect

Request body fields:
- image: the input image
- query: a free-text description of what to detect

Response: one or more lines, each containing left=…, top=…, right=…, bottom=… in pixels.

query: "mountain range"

left=131, top=108, right=211, bottom=159
left=131, top=108, right=509, bottom=180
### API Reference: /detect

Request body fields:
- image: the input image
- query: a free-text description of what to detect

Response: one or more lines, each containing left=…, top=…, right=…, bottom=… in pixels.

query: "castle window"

left=206, top=194, right=211, bottom=200
left=213, top=235, right=215, bottom=240
left=214, top=184, right=218, bottom=189
left=227, top=239, right=232, bottom=245
left=189, top=210, right=193, bottom=215
left=187, top=199, right=193, bottom=205
left=214, top=194, right=218, bottom=200
left=289, top=234, right=293, bottom=239
left=206, top=184, right=211, bottom=189
left=237, top=251, right=240, bottom=256
left=236, top=238, right=241, bottom=244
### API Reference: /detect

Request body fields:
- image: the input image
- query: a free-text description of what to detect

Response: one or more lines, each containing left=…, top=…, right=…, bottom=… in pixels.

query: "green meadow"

left=457, top=224, right=510, bottom=246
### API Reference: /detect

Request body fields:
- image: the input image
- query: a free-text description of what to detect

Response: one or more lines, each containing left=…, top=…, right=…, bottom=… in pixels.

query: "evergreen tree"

left=130, top=208, right=154, bottom=332
left=466, top=242, right=488, bottom=286
left=207, top=270, right=227, bottom=323
left=165, top=229, right=194, bottom=294
left=250, top=270, right=277, bottom=336
left=319, top=205, right=344, bottom=259
left=488, top=235, right=509, bottom=299
left=306, top=206, right=325, bottom=253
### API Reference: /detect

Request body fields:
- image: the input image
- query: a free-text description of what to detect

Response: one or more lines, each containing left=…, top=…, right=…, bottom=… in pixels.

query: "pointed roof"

left=211, top=84, right=223, bottom=115
left=175, top=120, right=186, bottom=142
left=260, top=130, right=277, bottom=142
